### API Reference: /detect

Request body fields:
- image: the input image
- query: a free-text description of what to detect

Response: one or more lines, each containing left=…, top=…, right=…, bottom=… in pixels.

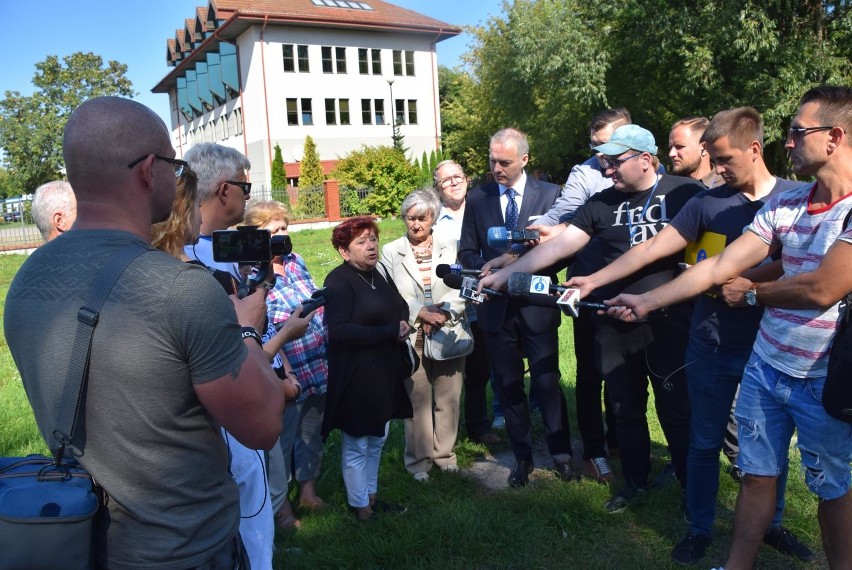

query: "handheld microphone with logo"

left=486, top=227, right=541, bottom=250
left=506, top=272, right=614, bottom=317
left=442, top=273, right=502, bottom=303
left=435, top=263, right=488, bottom=278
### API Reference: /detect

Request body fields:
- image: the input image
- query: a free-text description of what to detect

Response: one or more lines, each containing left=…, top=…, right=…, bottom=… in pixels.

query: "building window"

left=286, top=98, right=299, bottom=125
left=361, top=99, right=372, bottom=124
left=297, top=45, right=309, bottom=72
left=405, top=51, right=415, bottom=76
left=325, top=98, right=336, bottom=125
left=392, top=50, right=403, bottom=76
left=407, top=99, right=418, bottom=124
left=335, top=47, right=347, bottom=73
left=301, top=98, right=313, bottom=125
left=322, top=46, right=333, bottom=73
left=395, top=99, right=406, bottom=125
left=340, top=98, right=350, bottom=125
left=358, top=48, right=369, bottom=74
left=374, top=99, right=385, bottom=125
left=371, top=48, right=381, bottom=75
left=283, top=45, right=295, bottom=72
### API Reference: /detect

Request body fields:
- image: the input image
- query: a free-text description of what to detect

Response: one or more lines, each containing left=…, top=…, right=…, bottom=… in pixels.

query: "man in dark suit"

left=459, top=128, right=575, bottom=487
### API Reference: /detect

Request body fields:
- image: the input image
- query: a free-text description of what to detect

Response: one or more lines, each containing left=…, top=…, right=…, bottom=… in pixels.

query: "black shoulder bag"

left=823, top=210, right=852, bottom=423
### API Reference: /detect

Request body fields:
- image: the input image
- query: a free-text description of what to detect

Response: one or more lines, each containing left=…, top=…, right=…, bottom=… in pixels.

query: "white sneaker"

left=492, top=416, right=506, bottom=430
left=413, top=472, right=430, bottom=482
left=440, top=464, right=459, bottom=473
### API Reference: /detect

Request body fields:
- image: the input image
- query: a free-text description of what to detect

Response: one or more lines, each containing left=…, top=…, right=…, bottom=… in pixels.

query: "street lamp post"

left=386, top=78, right=395, bottom=144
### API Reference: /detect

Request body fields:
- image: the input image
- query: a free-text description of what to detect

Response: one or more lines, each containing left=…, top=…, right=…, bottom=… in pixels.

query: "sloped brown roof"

left=156, top=0, right=459, bottom=90
left=208, top=0, right=458, bottom=32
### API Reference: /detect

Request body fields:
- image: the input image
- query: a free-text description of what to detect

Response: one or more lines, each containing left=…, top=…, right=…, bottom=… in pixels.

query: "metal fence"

left=0, top=213, right=43, bottom=252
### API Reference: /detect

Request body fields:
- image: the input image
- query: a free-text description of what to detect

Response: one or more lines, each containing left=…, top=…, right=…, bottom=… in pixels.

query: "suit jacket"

left=381, top=231, right=467, bottom=337
left=458, top=177, right=563, bottom=333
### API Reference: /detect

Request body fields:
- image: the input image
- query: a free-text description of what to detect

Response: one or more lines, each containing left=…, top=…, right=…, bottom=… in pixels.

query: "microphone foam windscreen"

left=442, top=273, right=465, bottom=290
left=507, top=272, right=532, bottom=297
left=435, top=264, right=452, bottom=278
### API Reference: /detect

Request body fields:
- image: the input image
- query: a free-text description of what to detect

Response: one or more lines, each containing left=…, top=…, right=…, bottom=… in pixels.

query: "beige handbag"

left=423, top=317, right=474, bottom=360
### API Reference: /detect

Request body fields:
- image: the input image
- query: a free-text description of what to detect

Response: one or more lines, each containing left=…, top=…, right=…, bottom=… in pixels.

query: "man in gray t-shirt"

left=4, top=97, right=285, bottom=570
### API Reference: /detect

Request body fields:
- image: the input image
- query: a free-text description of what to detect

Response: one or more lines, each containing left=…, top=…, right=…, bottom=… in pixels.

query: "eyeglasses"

left=226, top=181, right=252, bottom=196
left=438, top=174, right=465, bottom=188
left=599, top=153, right=641, bottom=170
left=127, top=154, right=189, bottom=177
left=787, top=126, right=835, bottom=139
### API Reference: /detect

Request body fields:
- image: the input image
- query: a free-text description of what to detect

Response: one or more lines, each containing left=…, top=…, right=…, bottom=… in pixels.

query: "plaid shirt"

left=265, top=253, right=328, bottom=400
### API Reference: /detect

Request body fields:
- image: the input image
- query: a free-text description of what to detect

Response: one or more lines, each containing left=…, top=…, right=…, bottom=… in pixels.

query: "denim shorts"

left=736, top=352, right=852, bottom=500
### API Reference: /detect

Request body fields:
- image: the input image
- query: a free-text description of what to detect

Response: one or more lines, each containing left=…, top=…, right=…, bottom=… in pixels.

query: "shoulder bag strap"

left=52, top=242, right=151, bottom=465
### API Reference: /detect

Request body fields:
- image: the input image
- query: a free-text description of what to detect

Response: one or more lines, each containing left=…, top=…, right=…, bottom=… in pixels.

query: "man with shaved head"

left=4, top=97, right=285, bottom=569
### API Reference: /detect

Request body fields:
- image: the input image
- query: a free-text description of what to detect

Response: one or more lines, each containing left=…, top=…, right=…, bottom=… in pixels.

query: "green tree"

left=0, top=167, right=19, bottom=200
left=270, top=143, right=290, bottom=209
left=295, top=135, right=326, bottom=218
left=331, top=145, right=419, bottom=218
left=0, top=52, right=136, bottom=192
left=438, top=65, right=493, bottom=176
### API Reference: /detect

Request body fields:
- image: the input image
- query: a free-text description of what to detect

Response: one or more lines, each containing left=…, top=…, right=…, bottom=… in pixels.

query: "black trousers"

left=463, top=320, right=492, bottom=438
left=593, top=307, right=691, bottom=490
left=484, top=305, right=572, bottom=462
left=573, top=309, right=618, bottom=459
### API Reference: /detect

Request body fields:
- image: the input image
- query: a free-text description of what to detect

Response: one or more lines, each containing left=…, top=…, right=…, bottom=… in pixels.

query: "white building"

left=152, top=0, right=460, bottom=189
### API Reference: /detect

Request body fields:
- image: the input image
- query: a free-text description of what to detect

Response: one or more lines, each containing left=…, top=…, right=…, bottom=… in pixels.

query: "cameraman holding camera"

left=182, top=143, right=310, bottom=569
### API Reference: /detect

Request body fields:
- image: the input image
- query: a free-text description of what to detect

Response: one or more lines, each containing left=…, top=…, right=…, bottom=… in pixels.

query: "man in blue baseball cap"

left=480, top=123, right=704, bottom=512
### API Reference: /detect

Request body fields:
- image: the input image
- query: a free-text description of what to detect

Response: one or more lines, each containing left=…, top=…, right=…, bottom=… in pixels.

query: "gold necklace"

left=356, top=270, right=376, bottom=290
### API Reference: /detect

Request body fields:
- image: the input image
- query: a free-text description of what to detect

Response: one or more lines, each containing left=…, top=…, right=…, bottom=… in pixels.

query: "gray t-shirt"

left=5, top=230, right=246, bottom=570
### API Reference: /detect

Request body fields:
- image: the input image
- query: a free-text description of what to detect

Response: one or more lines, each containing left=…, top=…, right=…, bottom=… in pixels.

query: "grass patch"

left=0, top=224, right=822, bottom=569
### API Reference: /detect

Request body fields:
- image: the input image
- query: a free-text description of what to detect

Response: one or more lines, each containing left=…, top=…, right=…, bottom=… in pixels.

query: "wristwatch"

left=240, top=326, right=263, bottom=346
left=744, top=286, right=760, bottom=307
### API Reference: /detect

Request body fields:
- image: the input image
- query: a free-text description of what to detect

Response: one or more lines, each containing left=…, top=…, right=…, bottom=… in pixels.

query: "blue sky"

left=0, top=0, right=504, bottom=127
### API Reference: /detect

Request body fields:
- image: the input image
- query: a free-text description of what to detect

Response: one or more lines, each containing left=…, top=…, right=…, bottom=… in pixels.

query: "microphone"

left=435, top=263, right=487, bottom=279
left=486, top=227, right=541, bottom=250
left=442, top=273, right=503, bottom=301
left=507, top=272, right=614, bottom=317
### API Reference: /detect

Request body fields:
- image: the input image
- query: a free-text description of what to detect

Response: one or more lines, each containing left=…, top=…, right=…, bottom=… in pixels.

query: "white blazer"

left=380, top=230, right=467, bottom=332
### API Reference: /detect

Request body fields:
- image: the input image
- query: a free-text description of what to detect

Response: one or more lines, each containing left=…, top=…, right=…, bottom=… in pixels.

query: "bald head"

left=63, top=97, right=171, bottom=199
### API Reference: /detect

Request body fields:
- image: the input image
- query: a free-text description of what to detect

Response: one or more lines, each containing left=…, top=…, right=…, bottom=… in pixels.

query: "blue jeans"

left=737, top=352, right=852, bottom=500
left=684, top=341, right=786, bottom=536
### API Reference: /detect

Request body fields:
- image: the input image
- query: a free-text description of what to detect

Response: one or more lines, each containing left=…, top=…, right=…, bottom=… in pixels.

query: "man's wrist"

left=745, top=283, right=760, bottom=306
left=241, top=326, right=263, bottom=346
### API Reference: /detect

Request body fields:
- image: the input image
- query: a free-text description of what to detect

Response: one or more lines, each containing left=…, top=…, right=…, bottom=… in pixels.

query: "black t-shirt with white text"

left=571, top=174, right=703, bottom=301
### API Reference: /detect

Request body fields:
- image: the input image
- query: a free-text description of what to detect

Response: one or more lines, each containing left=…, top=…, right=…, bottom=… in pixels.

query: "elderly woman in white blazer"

left=381, top=188, right=468, bottom=481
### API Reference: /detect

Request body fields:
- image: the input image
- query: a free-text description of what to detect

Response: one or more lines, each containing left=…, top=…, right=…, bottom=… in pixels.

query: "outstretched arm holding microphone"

left=477, top=224, right=591, bottom=294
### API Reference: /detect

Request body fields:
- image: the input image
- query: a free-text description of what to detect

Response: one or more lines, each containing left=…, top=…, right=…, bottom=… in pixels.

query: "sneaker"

left=413, top=471, right=430, bottom=482
left=671, top=533, right=712, bottom=565
left=652, top=462, right=678, bottom=489
left=492, top=415, right=506, bottom=430
left=584, top=456, right=615, bottom=483
left=604, top=488, right=647, bottom=513
left=440, top=464, right=459, bottom=473
left=762, top=526, right=816, bottom=562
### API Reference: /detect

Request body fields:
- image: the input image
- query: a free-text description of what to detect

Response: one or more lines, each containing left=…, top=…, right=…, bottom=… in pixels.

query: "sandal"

left=299, top=497, right=327, bottom=510
left=275, top=510, right=302, bottom=531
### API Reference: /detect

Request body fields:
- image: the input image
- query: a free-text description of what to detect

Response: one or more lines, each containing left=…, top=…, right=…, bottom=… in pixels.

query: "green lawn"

left=0, top=222, right=821, bottom=569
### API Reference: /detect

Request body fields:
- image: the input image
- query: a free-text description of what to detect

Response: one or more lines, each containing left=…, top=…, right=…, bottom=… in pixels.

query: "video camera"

left=212, top=226, right=292, bottom=264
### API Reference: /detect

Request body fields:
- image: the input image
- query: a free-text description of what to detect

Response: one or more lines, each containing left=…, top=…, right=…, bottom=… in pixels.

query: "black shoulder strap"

left=52, top=242, right=150, bottom=465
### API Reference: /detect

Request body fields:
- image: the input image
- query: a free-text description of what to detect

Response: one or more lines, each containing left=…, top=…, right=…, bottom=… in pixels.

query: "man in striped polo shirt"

left=606, top=85, right=852, bottom=569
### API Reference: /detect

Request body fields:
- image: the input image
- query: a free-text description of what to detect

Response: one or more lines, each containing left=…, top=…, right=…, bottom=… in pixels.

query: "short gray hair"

left=400, top=187, right=441, bottom=221
left=432, top=159, right=463, bottom=187
left=490, top=128, right=529, bottom=157
left=183, top=143, right=251, bottom=202
left=32, top=180, right=75, bottom=240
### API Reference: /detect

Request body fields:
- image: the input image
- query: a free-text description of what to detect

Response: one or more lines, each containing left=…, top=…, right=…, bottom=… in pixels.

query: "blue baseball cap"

left=593, top=124, right=658, bottom=156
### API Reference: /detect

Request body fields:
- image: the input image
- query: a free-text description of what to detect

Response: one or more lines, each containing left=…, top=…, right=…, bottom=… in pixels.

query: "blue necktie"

left=504, top=188, right=518, bottom=231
